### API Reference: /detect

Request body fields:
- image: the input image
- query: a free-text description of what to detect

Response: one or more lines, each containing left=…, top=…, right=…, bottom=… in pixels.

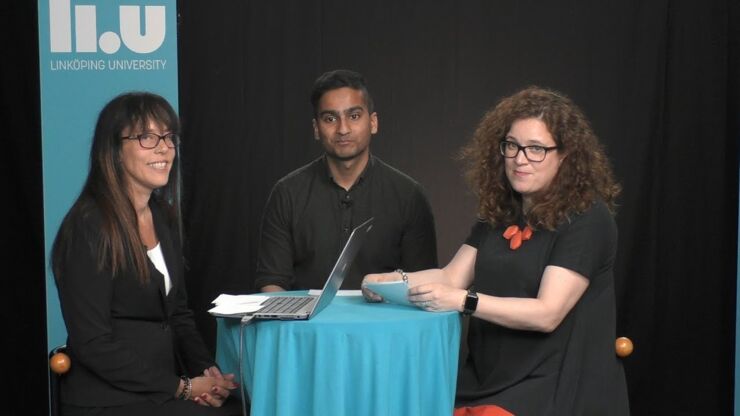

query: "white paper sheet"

left=208, top=294, right=269, bottom=317
left=307, top=289, right=363, bottom=297
left=211, top=294, right=269, bottom=305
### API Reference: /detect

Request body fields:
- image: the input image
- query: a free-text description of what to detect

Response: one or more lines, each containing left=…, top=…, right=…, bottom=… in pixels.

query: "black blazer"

left=56, top=198, right=213, bottom=407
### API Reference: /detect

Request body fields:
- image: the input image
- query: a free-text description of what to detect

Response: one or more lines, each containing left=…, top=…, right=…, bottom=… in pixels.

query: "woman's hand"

left=196, top=366, right=236, bottom=406
left=189, top=369, right=237, bottom=407
left=408, top=283, right=467, bottom=312
left=361, top=272, right=401, bottom=302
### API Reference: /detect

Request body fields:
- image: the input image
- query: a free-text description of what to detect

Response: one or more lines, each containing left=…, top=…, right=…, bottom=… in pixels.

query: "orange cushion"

left=454, top=405, right=515, bottom=416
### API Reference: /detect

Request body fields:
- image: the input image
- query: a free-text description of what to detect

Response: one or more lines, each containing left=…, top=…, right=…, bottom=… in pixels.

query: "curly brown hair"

left=460, top=86, right=621, bottom=230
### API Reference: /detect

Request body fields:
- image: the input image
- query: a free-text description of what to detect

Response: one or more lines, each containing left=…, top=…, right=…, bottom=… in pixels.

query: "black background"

left=6, top=1, right=739, bottom=414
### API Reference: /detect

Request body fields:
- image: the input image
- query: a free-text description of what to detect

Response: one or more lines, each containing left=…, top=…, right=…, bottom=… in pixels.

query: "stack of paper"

left=208, top=294, right=269, bottom=317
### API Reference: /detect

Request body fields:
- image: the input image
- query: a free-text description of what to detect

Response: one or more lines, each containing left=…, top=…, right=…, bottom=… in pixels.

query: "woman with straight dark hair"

left=52, top=92, right=239, bottom=416
left=364, top=86, right=629, bottom=415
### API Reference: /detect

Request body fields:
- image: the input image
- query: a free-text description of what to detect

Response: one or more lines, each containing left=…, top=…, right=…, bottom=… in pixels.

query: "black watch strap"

left=462, top=290, right=478, bottom=315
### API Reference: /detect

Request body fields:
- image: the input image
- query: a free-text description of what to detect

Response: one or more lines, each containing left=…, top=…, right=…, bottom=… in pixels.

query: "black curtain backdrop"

left=5, top=1, right=48, bottom=415
left=4, top=0, right=739, bottom=415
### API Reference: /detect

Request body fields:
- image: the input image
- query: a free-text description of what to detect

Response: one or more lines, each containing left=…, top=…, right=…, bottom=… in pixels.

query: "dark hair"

left=310, top=69, right=374, bottom=117
left=460, top=86, right=621, bottom=230
left=52, top=91, right=182, bottom=283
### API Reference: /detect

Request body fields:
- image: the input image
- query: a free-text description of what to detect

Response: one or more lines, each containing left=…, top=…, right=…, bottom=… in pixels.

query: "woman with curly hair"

left=363, top=86, right=629, bottom=415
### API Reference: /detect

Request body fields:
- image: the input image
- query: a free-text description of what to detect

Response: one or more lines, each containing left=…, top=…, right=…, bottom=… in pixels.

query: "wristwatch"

left=462, top=290, right=478, bottom=315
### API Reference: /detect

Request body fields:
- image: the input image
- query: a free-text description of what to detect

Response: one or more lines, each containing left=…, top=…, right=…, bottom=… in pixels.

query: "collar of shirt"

left=321, top=153, right=375, bottom=190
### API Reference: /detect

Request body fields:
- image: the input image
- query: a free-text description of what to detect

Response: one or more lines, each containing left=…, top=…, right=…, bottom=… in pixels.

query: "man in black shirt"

left=255, top=69, right=438, bottom=291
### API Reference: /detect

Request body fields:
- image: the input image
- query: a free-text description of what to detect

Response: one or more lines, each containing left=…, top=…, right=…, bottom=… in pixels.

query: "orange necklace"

left=502, top=224, right=533, bottom=250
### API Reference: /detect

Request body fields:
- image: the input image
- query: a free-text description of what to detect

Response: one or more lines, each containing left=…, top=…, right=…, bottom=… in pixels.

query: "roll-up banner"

left=38, top=0, right=179, bottom=352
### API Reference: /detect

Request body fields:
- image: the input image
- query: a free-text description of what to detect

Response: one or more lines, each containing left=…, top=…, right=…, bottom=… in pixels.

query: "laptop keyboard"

left=260, top=296, right=314, bottom=314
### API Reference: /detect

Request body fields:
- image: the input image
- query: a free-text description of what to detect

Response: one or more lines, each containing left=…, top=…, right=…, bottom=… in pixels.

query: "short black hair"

left=310, top=69, right=374, bottom=117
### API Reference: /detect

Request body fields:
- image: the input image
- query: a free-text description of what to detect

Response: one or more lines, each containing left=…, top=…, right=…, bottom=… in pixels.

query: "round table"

left=216, top=294, right=461, bottom=416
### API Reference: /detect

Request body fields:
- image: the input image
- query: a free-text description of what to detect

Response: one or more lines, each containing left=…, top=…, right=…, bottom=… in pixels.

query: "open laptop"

left=250, top=217, right=374, bottom=320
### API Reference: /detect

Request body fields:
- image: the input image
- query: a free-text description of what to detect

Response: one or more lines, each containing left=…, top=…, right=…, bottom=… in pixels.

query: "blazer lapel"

left=151, top=200, right=178, bottom=316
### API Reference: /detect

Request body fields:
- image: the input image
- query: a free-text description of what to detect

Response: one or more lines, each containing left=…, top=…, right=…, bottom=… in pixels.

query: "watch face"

left=464, top=291, right=478, bottom=314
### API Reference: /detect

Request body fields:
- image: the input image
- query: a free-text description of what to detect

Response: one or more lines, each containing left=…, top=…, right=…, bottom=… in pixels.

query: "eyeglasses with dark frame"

left=499, top=140, right=558, bottom=162
left=123, top=132, right=180, bottom=149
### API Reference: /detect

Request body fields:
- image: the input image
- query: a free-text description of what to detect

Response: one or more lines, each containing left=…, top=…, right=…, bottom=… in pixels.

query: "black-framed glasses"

left=499, top=140, right=558, bottom=162
left=123, top=132, right=180, bottom=149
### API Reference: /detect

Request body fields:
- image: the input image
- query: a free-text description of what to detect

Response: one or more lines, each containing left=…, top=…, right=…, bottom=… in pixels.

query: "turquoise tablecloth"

left=216, top=294, right=461, bottom=416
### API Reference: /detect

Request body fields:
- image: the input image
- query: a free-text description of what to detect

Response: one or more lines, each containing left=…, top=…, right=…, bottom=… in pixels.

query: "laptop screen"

left=310, top=217, right=374, bottom=318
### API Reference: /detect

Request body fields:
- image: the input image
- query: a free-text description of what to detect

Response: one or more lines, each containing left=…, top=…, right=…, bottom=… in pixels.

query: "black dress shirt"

left=255, top=155, right=438, bottom=290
